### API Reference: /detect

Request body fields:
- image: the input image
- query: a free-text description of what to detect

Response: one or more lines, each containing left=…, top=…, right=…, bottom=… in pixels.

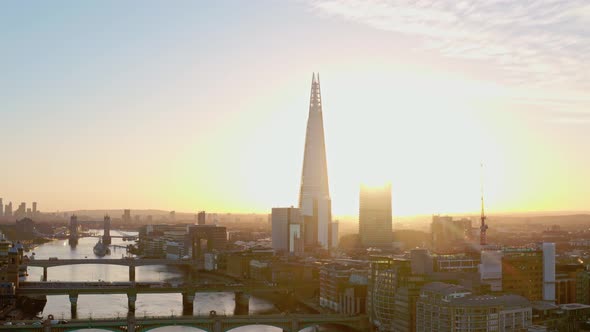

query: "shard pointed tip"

left=312, top=72, right=321, bottom=84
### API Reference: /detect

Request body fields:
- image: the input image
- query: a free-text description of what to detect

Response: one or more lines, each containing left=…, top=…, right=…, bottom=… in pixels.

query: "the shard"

left=299, top=73, right=334, bottom=249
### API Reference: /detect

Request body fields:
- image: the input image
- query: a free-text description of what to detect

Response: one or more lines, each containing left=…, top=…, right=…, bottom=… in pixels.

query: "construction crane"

left=480, top=163, right=488, bottom=246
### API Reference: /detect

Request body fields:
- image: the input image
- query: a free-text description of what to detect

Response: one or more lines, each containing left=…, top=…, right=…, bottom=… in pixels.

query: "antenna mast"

left=480, top=163, right=488, bottom=246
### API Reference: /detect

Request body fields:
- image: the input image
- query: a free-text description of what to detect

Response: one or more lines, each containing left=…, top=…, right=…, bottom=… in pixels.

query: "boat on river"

left=93, top=237, right=111, bottom=257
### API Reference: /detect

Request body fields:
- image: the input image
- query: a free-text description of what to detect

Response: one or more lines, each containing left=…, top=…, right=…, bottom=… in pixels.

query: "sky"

left=1, top=1, right=589, bottom=217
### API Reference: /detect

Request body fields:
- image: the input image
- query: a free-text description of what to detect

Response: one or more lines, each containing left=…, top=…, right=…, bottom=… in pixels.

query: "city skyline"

left=2, top=1, right=589, bottom=216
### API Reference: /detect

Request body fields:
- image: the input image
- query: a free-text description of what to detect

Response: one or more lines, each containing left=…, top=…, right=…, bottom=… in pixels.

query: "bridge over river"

left=18, top=281, right=289, bottom=313
left=27, top=258, right=194, bottom=282
left=2, top=313, right=370, bottom=332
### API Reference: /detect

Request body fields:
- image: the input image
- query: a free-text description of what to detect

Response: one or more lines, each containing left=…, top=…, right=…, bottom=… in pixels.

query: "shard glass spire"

left=299, top=73, right=332, bottom=248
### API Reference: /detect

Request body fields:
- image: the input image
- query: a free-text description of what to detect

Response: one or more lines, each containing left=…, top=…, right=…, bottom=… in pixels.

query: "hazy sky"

left=1, top=1, right=589, bottom=216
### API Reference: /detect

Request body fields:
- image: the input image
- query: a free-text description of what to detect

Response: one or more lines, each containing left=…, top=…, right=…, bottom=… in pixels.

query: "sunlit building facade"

left=416, top=282, right=532, bottom=332
left=299, top=73, right=336, bottom=249
left=271, top=207, right=302, bottom=253
left=359, top=183, right=393, bottom=248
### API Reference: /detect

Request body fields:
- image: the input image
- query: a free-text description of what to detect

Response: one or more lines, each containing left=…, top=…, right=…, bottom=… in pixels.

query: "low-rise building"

left=416, top=282, right=532, bottom=332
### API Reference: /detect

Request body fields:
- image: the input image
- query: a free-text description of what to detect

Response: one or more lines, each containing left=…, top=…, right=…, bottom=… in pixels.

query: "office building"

left=299, top=73, right=335, bottom=249
left=480, top=249, right=503, bottom=291
left=289, top=222, right=304, bottom=254
left=359, top=183, right=393, bottom=248
left=32, top=202, right=37, bottom=215
left=416, top=282, right=532, bottom=332
left=198, top=211, right=206, bottom=225
left=15, top=218, right=35, bottom=234
left=271, top=207, right=302, bottom=253
left=0, top=198, right=3, bottom=217
left=122, top=209, right=131, bottom=224
left=4, top=202, right=12, bottom=218
left=554, top=263, right=589, bottom=305
left=330, top=220, right=339, bottom=249
left=502, top=248, right=544, bottom=301
left=431, top=215, right=472, bottom=253
left=15, top=203, right=26, bottom=219
left=188, top=224, right=228, bottom=258
left=368, top=256, right=413, bottom=331
left=542, top=242, right=556, bottom=302
left=319, top=261, right=368, bottom=314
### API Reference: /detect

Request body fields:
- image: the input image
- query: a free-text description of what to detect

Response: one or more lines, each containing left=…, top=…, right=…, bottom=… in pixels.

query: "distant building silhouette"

left=0, top=198, right=3, bottom=217
left=15, top=203, right=26, bottom=219
left=359, top=183, right=393, bottom=248
left=122, top=209, right=131, bottom=224
left=4, top=202, right=11, bottom=218
left=103, top=215, right=112, bottom=245
left=431, top=215, right=472, bottom=253
left=198, top=211, right=206, bottom=225
left=298, top=73, right=336, bottom=250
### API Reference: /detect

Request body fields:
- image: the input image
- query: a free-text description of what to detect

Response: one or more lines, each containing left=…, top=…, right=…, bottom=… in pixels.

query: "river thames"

left=26, top=231, right=319, bottom=332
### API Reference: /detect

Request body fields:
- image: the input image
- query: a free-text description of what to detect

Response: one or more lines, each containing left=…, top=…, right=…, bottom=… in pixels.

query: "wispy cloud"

left=308, top=0, right=590, bottom=90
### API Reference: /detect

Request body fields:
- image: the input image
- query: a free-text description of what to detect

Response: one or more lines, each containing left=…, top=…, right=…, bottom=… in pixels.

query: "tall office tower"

left=5, top=202, right=12, bottom=217
left=271, top=207, right=302, bottom=253
left=198, top=211, right=206, bottom=225
left=359, top=183, right=393, bottom=248
left=32, top=202, right=37, bottom=215
left=122, top=209, right=131, bottom=224
left=0, top=198, right=3, bottom=217
left=299, top=73, right=333, bottom=249
left=16, top=203, right=26, bottom=219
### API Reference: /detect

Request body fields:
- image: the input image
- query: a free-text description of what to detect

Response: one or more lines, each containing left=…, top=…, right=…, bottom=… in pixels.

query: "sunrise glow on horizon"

left=2, top=1, right=589, bottom=217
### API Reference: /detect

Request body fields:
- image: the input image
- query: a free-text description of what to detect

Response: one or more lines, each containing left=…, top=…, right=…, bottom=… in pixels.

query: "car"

left=16, top=322, right=25, bottom=326
left=3, top=321, right=12, bottom=325
left=58, top=320, right=69, bottom=324
left=32, top=321, right=42, bottom=326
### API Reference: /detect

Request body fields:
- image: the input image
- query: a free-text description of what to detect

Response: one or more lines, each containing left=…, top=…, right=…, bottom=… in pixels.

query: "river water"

left=25, top=231, right=316, bottom=332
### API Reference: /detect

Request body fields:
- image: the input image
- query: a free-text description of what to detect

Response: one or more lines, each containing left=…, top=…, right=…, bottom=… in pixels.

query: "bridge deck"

left=1, top=314, right=369, bottom=332
left=17, top=281, right=286, bottom=295
left=27, top=258, right=193, bottom=267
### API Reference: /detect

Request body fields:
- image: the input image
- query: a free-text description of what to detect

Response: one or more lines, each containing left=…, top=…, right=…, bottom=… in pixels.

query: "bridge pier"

left=42, top=267, right=47, bottom=282
left=69, top=293, right=78, bottom=318
left=129, top=265, right=135, bottom=282
left=213, top=318, right=222, bottom=332
left=234, top=291, right=250, bottom=315
left=182, top=292, right=195, bottom=315
left=127, top=315, right=136, bottom=332
left=127, top=293, right=137, bottom=312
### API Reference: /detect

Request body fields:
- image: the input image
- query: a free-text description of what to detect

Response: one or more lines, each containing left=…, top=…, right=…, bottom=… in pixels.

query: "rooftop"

left=452, top=294, right=530, bottom=308
left=422, top=282, right=470, bottom=296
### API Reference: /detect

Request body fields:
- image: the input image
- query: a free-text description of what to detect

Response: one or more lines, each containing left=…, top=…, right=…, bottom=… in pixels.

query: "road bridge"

left=27, top=258, right=193, bottom=282
left=1, top=313, right=370, bottom=332
left=18, top=281, right=288, bottom=313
